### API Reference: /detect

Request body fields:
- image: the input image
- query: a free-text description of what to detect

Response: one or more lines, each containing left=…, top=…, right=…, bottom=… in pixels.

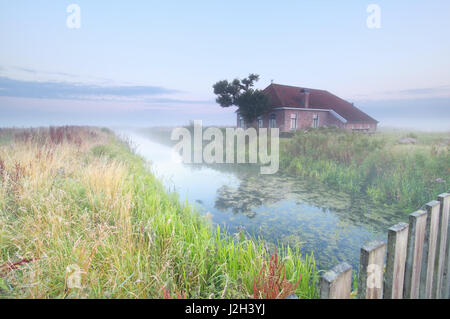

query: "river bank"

left=0, top=127, right=317, bottom=298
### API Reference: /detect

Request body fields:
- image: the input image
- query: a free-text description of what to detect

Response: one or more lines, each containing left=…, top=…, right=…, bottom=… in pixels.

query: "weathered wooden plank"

left=358, top=241, right=386, bottom=299
left=403, top=210, right=427, bottom=299
left=384, top=222, right=409, bottom=299
left=320, top=262, right=353, bottom=299
left=437, top=193, right=450, bottom=299
left=419, top=201, right=440, bottom=299
left=432, top=193, right=449, bottom=299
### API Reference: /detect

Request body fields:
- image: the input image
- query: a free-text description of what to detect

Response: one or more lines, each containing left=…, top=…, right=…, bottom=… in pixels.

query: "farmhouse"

left=237, top=83, right=378, bottom=132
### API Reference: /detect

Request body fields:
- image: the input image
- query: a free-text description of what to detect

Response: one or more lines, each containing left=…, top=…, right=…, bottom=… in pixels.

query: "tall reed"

left=0, top=127, right=318, bottom=298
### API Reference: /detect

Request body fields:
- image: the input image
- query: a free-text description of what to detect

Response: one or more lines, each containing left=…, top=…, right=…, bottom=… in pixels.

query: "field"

left=0, top=127, right=317, bottom=299
left=281, top=127, right=450, bottom=212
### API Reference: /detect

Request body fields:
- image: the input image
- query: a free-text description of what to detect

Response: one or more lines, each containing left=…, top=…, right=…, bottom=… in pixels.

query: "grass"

left=0, top=126, right=317, bottom=299
left=281, top=127, right=449, bottom=212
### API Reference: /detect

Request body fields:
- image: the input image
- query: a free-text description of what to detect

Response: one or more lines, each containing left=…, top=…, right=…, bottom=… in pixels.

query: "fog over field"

left=1, top=95, right=448, bottom=131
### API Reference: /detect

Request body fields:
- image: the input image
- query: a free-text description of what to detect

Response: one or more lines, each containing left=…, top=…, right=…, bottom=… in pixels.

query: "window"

left=290, top=113, right=297, bottom=130
left=269, top=114, right=276, bottom=128
left=258, top=116, right=263, bottom=128
left=312, top=114, right=319, bottom=128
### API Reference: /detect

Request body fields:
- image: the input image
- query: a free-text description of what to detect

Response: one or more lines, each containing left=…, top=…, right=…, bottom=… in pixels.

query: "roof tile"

left=264, top=83, right=378, bottom=123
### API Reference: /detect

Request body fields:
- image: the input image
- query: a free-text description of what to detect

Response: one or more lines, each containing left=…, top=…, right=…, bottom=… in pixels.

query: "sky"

left=0, top=0, right=449, bottom=130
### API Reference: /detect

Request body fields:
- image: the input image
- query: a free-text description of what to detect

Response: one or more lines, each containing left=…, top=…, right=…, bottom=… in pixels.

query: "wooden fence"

left=319, top=193, right=450, bottom=299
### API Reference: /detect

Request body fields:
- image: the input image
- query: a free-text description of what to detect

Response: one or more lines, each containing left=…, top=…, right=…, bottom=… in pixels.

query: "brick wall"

left=345, top=122, right=377, bottom=132
left=237, top=109, right=377, bottom=132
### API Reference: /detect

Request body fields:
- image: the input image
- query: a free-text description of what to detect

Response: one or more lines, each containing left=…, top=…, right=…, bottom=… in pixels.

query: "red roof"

left=264, top=83, right=378, bottom=123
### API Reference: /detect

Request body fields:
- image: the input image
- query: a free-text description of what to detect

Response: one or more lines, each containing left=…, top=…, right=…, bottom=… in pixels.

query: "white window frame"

left=290, top=113, right=297, bottom=130
left=312, top=114, right=319, bottom=128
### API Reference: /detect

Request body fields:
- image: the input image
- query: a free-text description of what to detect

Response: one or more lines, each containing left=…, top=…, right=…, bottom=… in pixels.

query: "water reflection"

left=117, top=128, right=406, bottom=271
left=212, top=172, right=405, bottom=269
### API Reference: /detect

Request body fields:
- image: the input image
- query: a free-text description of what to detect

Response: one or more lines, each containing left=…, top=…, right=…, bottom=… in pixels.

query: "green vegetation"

left=0, top=127, right=317, bottom=298
left=281, top=127, right=449, bottom=211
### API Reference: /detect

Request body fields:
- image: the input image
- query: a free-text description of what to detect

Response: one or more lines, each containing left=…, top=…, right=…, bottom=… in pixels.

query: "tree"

left=212, top=74, right=271, bottom=125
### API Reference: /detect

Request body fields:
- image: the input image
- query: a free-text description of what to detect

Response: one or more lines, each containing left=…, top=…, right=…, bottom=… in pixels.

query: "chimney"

left=301, top=88, right=310, bottom=108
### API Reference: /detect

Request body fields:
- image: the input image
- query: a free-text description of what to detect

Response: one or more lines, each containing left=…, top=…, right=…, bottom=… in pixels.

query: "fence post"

left=358, top=241, right=386, bottom=299
left=320, top=262, right=353, bottom=299
left=432, top=194, right=449, bottom=298
left=384, top=222, right=409, bottom=299
left=419, top=201, right=440, bottom=299
left=404, top=210, right=427, bottom=299
left=437, top=193, right=450, bottom=299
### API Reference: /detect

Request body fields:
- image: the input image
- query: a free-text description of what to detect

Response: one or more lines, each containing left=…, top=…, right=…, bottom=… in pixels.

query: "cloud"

left=144, top=97, right=214, bottom=105
left=353, top=85, right=450, bottom=101
left=390, top=85, right=450, bottom=96
left=14, top=67, right=37, bottom=74
left=1, top=65, right=115, bottom=83
left=0, top=76, right=179, bottom=100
